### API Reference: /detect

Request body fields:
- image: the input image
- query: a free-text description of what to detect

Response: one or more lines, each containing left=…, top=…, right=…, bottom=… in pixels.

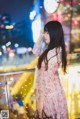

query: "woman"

left=33, top=21, right=69, bottom=119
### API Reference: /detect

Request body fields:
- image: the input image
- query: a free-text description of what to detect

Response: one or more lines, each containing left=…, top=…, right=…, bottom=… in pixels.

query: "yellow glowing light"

left=9, top=52, right=14, bottom=57
left=0, top=51, right=2, bottom=55
left=65, top=17, right=69, bottom=20
left=78, top=95, right=80, bottom=98
left=10, top=77, right=14, bottom=81
left=5, top=25, right=14, bottom=29
left=72, top=110, right=75, bottom=113
left=68, top=14, right=71, bottom=17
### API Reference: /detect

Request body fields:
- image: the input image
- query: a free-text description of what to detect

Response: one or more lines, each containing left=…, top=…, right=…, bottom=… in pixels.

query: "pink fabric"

left=34, top=47, right=69, bottom=119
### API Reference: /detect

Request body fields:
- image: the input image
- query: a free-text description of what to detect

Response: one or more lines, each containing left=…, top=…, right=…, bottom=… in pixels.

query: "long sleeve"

left=32, top=36, right=46, bottom=56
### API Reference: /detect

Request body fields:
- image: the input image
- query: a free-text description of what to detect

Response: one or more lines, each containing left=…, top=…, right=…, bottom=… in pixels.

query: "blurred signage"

left=16, top=47, right=27, bottom=54
left=52, top=13, right=63, bottom=22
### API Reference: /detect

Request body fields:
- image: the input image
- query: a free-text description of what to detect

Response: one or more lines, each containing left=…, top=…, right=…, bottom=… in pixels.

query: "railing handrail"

left=0, top=68, right=35, bottom=76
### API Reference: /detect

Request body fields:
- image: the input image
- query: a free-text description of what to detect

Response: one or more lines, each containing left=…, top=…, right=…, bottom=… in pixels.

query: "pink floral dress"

left=33, top=43, right=69, bottom=119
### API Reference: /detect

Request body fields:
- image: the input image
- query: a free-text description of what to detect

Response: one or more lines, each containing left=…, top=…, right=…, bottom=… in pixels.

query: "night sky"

left=0, top=0, right=34, bottom=22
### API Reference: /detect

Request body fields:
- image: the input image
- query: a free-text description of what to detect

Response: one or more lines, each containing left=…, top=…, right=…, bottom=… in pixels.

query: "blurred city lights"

left=0, top=51, right=2, bottom=56
left=6, top=41, right=11, bottom=47
left=28, top=47, right=32, bottom=52
left=40, top=6, right=43, bottom=9
left=29, top=10, right=36, bottom=20
left=2, top=16, right=6, bottom=20
left=44, top=0, right=60, bottom=13
left=5, top=25, right=14, bottom=29
left=0, top=24, right=4, bottom=28
left=16, top=47, right=27, bottom=54
left=52, top=13, right=62, bottom=22
left=2, top=45, right=6, bottom=50
left=14, top=43, right=19, bottom=48
left=6, top=47, right=11, bottom=52
left=9, top=52, right=15, bottom=58
left=32, top=16, right=42, bottom=42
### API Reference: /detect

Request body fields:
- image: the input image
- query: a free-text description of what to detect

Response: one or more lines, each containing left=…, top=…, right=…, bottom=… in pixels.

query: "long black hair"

left=37, top=21, right=67, bottom=73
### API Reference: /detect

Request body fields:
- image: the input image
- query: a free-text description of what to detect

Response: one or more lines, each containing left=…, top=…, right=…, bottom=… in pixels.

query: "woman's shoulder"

left=47, top=47, right=62, bottom=60
left=47, top=47, right=62, bottom=54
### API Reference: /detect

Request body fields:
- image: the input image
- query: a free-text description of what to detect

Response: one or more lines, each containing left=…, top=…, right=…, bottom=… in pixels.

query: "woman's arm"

left=32, top=33, right=46, bottom=56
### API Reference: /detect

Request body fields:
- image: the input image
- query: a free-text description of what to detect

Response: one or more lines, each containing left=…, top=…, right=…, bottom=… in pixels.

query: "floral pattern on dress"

left=33, top=44, right=69, bottom=119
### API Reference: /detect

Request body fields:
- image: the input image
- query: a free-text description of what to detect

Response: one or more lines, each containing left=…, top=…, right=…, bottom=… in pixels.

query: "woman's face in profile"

left=43, top=31, right=50, bottom=44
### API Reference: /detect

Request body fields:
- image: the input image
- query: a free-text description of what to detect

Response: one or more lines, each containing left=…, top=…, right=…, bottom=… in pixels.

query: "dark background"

left=0, top=0, right=34, bottom=47
left=0, top=0, right=34, bottom=22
